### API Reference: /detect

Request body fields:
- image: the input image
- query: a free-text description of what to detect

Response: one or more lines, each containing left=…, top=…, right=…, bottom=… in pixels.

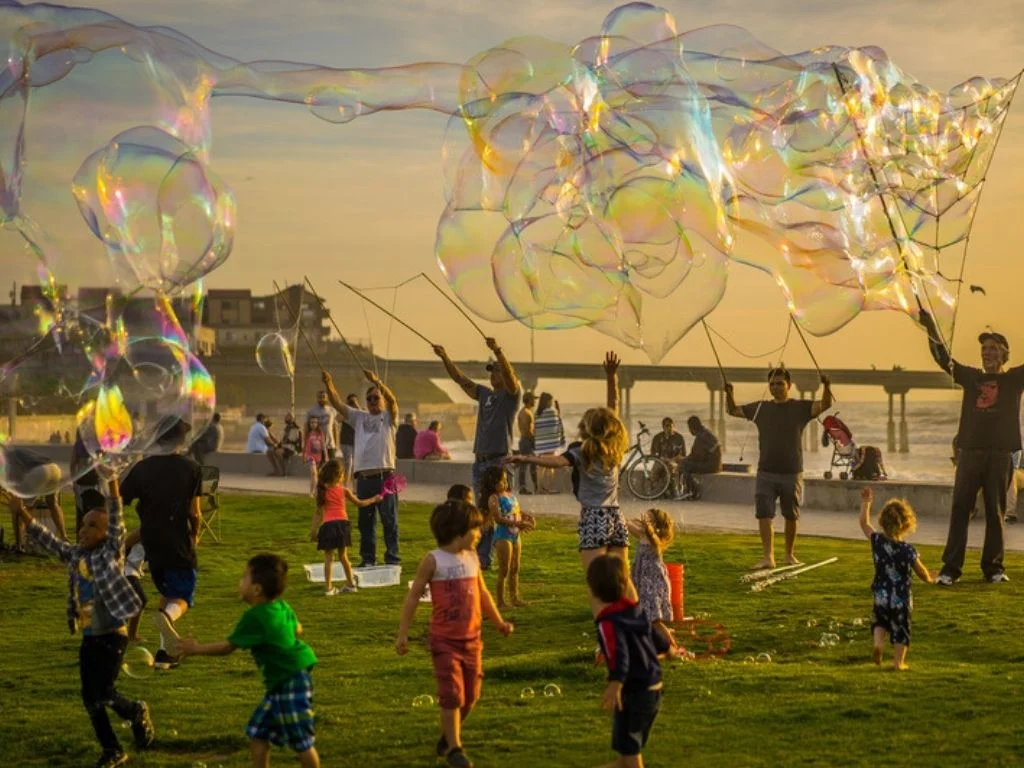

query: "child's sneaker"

left=153, top=649, right=180, bottom=670
left=436, top=734, right=449, bottom=757
left=94, top=749, right=128, bottom=768
left=153, top=610, right=181, bottom=655
left=325, top=587, right=339, bottom=596
left=936, top=573, right=957, bottom=587
left=445, top=747, right=474, bottom=768
left=988, top=572, right=1010, bottom=584
left=131, top=701, right=155, bottom=749
left=341, top=584, right=358, bottom=594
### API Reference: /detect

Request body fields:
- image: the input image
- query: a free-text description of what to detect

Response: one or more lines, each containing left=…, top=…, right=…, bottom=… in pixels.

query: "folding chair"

left=198, top=465, right=221, bottom=543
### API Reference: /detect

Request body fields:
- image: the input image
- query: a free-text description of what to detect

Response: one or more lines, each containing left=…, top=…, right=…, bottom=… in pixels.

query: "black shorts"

left=317, top=520, right=351, bottom=551
left=612, top=686, right=662, bottom=756
left=755, top=472, right=802, bottom=521
left=127, top=575, right=147, bottom=609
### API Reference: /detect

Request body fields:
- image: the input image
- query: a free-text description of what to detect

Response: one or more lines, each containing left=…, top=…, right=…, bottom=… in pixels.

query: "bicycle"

left=622, top=421, right=673, bottom=500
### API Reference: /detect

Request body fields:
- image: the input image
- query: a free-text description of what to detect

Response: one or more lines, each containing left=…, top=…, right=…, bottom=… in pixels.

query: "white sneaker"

left=341, top=584, right=359, bottom=594
left=988, top=572, right=1010, bottom=584
left=936, top=574, right=956, bottom=587
left=325, top=587, right=339, bottom=596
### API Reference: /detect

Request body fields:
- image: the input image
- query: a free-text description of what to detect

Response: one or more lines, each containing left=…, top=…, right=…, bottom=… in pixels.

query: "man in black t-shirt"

left=396, top=413, right=418, bottom=460
left=920, top=312, right=1024, bottom=585
left=727, top=367, right=833, bottom=570
left=120, top=418, right=202, bottom=668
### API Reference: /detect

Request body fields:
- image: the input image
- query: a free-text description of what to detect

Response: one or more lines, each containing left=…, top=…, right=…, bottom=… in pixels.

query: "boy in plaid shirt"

left=179, top=553, right=320, bottom=767
left=17, top=472, right=154, bottom=768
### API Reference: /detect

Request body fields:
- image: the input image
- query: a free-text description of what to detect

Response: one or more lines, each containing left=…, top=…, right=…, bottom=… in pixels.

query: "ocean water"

left=445, top=400, right=1024, bottom=483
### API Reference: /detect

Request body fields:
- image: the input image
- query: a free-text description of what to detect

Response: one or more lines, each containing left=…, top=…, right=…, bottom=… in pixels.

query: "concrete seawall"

left=20, top=445, right=1018, bottom=519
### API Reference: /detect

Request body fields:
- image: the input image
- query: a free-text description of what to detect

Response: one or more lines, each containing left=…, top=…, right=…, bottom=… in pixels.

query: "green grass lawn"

left=2, top=494, right=1023, bottom=767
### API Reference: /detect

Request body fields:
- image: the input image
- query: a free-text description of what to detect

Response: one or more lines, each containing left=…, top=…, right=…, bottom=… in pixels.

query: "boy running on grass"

left=178, top=554, right=320, bottom=767
left=396, top=499, right=514, bottom=768
left=16, top=470, right=154, bottom=768
left=588, top=554, right=669, bottom=768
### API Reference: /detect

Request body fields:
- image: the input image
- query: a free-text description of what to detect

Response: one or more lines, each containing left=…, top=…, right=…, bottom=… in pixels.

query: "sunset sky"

left=8, top=1, right=1024, bottom=401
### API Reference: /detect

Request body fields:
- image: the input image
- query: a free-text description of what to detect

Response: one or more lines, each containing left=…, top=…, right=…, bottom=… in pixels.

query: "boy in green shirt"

left=179, top=554, right=319, bottom=767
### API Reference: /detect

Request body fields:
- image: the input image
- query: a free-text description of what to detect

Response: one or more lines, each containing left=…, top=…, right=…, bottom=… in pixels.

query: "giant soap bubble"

left=0, top=1, right=1017, bottom=362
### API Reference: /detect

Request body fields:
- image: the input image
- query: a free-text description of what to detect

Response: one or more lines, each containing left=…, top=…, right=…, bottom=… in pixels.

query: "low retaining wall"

left=393, top=459, right=963, bottom=518
left=17, top=446, right=1018, bottom=519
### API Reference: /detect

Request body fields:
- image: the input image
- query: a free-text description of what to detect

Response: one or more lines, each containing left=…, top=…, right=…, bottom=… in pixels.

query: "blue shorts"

left=247, top=670, right=316, bottom=752
left=150, top=567, right=197, bottom=607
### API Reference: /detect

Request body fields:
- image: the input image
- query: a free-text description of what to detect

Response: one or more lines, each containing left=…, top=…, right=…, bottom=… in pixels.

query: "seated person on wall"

left=279, top=412, right=303, bottom=474
left=651, top=417, right=686, bottom=496
left=396, top=413, right=418, bottom=460
left=676, top=416, right=723, bottom=500
left=246, top=413, right=285, bottom=476
left=414, top=421, right=452, bottom=461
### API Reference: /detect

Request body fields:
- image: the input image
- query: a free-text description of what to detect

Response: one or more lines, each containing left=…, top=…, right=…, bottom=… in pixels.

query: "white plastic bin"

left=304, top=563, right=402, bottom=587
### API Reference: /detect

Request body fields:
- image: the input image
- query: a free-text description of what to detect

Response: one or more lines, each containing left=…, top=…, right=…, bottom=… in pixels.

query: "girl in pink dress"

left=304, top=416, right=327, bottom=497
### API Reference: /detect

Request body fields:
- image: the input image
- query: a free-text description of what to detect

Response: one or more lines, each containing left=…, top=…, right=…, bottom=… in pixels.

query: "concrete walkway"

left=219, top=472, right=1024, bottom=554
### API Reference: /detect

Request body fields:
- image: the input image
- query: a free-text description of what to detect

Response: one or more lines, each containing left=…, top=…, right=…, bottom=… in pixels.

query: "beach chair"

left=198, top=465, right=222, bottom=543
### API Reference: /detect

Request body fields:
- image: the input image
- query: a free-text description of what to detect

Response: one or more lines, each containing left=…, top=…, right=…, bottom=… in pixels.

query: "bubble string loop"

left=701, top=319, right=727, bottom=387
left=302, top=276, right=366, bottom=369
left=418, top=272, right=488, bottom=341
left=337, top=279, right=435, bottom=347
left=272, top=280, right=325, bottom=371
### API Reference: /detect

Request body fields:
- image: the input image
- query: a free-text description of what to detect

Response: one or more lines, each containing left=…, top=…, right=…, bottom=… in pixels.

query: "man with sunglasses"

left=919, top=311, right=1024, bottom=585
left=322, top=368, right=401, bottom=567
left=433, top=337, right=521, bottom=570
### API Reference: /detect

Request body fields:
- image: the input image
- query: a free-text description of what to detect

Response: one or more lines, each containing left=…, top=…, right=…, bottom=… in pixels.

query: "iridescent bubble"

left=542, top=683, right=562, bottom=698
left=411, top=694, right=434, bottom=709
left=255, top=332, right=296, bottom=378
left=122, top=646, right=155, bottom=679
left=520, top=687, right=535, bottom=700
left=72, top=127, right=235, bottom=295
left=0, top=2, right=1014, bottom=361
left=756, top=652, right=772, bottom=664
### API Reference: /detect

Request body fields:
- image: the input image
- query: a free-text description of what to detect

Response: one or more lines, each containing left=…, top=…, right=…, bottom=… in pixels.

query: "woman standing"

left=532, top=392, right=566, bottom=493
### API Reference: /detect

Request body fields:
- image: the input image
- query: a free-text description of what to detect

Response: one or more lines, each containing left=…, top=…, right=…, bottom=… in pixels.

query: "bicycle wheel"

left=626, top=456, right=672, bottom=500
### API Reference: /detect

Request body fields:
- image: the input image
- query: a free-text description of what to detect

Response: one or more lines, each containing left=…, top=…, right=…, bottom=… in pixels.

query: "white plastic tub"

left=304, top=563, right=402, bottom=587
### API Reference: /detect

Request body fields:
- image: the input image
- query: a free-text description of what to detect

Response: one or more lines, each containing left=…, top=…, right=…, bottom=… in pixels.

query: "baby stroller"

left=820, top=414, right=887, bottom=481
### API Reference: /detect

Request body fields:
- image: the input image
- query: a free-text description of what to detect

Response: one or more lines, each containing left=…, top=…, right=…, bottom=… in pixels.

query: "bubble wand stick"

left=417, top=272, right=488, bottom=340
left=272, top=280, right=326, bottom=370
left=337, top=279, right=435, bottom=346
left=701, top=319, right=728, bottom=386
left=302, top=276, right=367, bottom=368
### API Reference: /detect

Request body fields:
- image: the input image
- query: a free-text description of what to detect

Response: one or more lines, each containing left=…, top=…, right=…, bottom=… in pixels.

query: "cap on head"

left=978, top=331, right=1009, bottom=354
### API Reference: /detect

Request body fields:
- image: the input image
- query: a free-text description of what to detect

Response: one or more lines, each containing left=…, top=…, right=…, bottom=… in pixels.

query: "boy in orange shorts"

left=396, top=500, right=513, bottom=768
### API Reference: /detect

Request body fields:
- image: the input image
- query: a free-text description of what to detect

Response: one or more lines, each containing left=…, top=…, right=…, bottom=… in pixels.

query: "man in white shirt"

left=246, top=414, right=284, bottom=476
left=322, top=369, right=400, bottom=566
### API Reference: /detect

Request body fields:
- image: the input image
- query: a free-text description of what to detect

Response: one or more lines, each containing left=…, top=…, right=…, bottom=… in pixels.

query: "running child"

left=507, top=352, right=636, bottom=615
left=627, top=509, right=677, bottom=652
left=588, top=554, right=668, bottom=768
left=179, top=554, right=320, bottom=767
left=858, top=487, right=934, bottom=670
left=396, top=500, right=514, bottom=768
left=309, top=459, right=381, bottom=596
left=304, top=416, right=327, bottom=497
left=16, top=471, right=154, bottom=768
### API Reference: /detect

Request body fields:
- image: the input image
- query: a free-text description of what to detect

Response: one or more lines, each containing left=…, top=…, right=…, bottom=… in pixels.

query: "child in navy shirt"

left=587, top=554, right=669, bottom=767
left=859, top=488, right=934, bottom=670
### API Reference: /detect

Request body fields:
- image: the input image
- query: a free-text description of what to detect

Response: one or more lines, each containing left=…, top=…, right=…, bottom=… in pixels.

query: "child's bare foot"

left=750, top=558, right=775, bottom=570
left=872, top=646, right=883, bottom=665
left=784, top=555, right=803, bottom=566
left=894, top=663, right=910, bottom=672
left=511, top=598, right=528, bottom=607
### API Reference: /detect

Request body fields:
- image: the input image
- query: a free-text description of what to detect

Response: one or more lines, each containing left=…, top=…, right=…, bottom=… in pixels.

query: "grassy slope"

left=1, top=495, right=1023, bottom=768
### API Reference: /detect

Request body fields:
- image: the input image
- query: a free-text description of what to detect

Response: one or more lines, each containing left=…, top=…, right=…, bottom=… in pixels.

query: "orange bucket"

left=666, top=563, right=684, bottom=622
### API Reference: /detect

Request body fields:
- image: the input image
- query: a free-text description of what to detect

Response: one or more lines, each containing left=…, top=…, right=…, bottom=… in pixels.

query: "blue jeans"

left=472, top=456, right=511, bottom=569
left=355, top=474, right=400, bottom=566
